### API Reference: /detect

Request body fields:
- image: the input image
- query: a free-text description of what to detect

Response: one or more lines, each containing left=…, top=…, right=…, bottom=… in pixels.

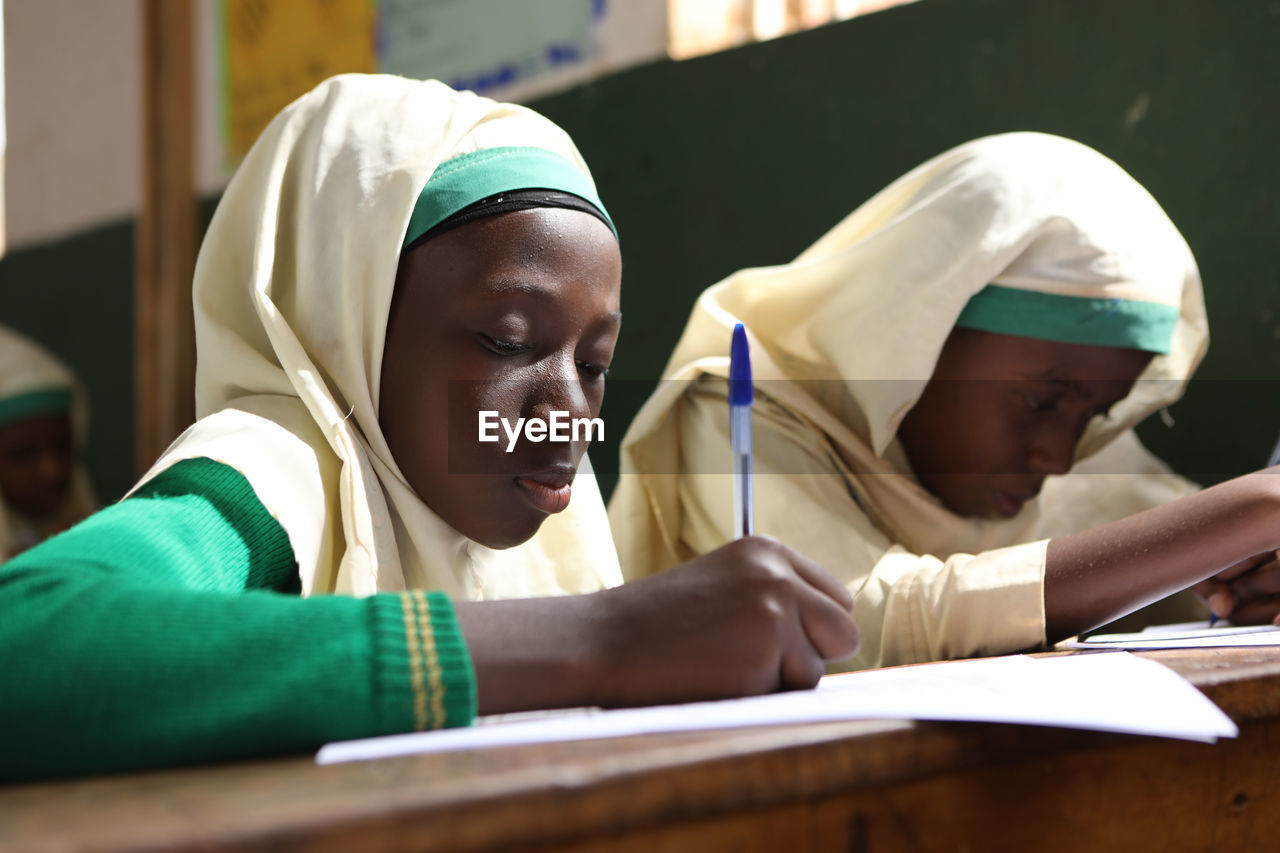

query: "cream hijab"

left=611, top=131, right=1207, bottom=576
left=0, top=325, right=97, bottom=558
left=140, top=74, right=621, bottom=600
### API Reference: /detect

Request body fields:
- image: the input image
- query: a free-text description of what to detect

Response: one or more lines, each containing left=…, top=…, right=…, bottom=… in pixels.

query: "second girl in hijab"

left=611, top=131, right=1280, bottom=670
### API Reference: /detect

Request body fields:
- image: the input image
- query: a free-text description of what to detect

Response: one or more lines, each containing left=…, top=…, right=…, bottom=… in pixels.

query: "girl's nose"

left=1025, top=424, right=1077, bottom=476
left=527, top=354, right=592, bottom=423
left=36, top=448, right=71, bottom=487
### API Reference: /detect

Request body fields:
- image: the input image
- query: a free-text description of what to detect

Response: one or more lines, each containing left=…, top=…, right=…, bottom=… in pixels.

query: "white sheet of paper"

left=1065, top=620, right=1280, bottom=650
left=315, top=652, right=1237, bottom=765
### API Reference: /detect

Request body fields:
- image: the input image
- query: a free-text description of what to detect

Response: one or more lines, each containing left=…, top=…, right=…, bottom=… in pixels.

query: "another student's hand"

left=591, top=535, right=860, bottom=707
left=1192, top=550, right=1280, bottom=625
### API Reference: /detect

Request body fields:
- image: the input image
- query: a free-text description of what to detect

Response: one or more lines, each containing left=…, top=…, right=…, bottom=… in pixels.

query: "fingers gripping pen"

left=729, top=323, right=755, bottom=539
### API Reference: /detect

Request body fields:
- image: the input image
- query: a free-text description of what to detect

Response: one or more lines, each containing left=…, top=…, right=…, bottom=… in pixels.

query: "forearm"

left=1045, top=470, right=1280, bottom=640
left=453, top=594, right=604, bottom=715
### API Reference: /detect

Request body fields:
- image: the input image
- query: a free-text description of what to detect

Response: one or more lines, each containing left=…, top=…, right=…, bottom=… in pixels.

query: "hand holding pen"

left=1204, top=429, right=1280, bottom=627
left=577, top=319, right=859, bottom=694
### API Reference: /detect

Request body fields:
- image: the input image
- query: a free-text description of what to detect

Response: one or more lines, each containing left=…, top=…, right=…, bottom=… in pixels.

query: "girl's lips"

left=514, top=477, right=573, bottom=514
left=989, top=488, right=1025, bottom=519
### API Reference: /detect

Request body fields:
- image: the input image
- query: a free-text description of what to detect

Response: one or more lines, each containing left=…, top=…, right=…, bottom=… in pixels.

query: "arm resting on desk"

left=0, top=457, right=475, bottom=783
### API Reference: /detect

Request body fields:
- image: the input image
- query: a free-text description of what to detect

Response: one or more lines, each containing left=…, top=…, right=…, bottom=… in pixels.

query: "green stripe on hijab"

left=954, top=285, right=1178, bottom=355
left=403, top=146, right=615, bottom=249
left=0, top=388, right=73, bottom=428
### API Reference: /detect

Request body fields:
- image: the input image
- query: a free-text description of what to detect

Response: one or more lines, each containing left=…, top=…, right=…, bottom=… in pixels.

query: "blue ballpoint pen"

left=729, top=323, right=755, bottom=539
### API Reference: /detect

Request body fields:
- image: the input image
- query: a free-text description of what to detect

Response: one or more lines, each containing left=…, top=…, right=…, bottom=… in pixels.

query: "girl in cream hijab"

left=0, top=325, right=96, bottom=558
left=1, top=75, right=856, bottom=782
left=611, top=131, right=1280, bottom=671
left=145, top=78, right=627, bottom=603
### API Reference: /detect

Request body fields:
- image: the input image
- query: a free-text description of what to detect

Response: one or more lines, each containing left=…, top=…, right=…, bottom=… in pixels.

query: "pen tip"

left=730, top=324, right=753, bottom=405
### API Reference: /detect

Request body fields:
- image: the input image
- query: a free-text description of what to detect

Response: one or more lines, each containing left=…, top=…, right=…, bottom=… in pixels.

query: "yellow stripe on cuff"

left=412, top=589, right=446, bottom=730
left=400, top=592, right=428, bottom=731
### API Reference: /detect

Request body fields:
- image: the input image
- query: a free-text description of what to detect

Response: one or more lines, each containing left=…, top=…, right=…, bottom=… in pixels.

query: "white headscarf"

left=612, top=130, right=1206, bottom=588
left=139, top=74, right=621, bottom=600
left=0, top=325, right=97, bottom=557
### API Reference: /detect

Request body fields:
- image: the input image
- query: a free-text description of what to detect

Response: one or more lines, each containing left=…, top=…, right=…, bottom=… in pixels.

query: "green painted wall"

left=0, top=220, right=136, bottom=501
left=0, top=0, right=1276, bottom=503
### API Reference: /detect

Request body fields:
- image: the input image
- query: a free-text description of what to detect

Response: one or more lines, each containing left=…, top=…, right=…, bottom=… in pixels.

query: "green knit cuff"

left=371, top=590, right=476, bottom=732
left=424, top=592, right=476, bottom=728
left=955, top=284, right=1178, bottom=354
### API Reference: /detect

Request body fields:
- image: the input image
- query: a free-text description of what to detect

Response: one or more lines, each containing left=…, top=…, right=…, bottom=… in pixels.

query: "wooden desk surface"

left=4, top=648, right=1280, bottom=852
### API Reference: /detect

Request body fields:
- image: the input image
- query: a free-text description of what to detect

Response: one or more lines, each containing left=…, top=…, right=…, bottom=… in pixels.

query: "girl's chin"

left=461, top=504, right=551, bottom=551
left=468, top=524, right=543, bottom=551
left=425, top=472, right=578, bottom=549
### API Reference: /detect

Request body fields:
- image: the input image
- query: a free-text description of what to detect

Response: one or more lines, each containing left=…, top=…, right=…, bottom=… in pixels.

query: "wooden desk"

left=4, top=648, right=1279, bottom=852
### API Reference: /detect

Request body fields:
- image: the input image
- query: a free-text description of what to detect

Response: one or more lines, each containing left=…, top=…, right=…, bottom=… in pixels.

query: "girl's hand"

left=1193, top=550, right=1280, bottom=624
left=454, top=536, right=859, bottom=715
left=589, top=535, right=860, bottom=707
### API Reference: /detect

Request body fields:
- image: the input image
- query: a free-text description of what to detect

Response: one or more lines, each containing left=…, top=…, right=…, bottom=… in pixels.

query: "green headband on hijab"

left=403, top=146, right=616, bottom=250
left=0, top=387, right=72, bottom=429
left=954, top=284, right=1178, bottom=355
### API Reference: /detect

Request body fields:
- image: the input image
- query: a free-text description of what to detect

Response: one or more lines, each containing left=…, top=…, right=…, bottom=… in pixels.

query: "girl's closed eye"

left=477, top=331, right=531, bottom=356
left=576, top=359, right=611, bottom=380
left=1021, top=391, right=1063, bottom=413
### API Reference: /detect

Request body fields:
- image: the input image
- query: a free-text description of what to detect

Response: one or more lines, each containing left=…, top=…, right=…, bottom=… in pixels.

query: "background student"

left=610, top=131, right=1280, bottom=670
left=0, top=74, right=858, bottom=783
left=0, top=324, right=96, bottom=559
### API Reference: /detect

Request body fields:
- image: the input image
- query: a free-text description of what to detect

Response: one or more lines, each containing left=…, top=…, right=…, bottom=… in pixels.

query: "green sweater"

left=0, top=457, right=476, bottom=783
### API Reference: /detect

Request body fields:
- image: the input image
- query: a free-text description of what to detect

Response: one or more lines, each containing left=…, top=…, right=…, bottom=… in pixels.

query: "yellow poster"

left=223, top=0, right=376, bottom=161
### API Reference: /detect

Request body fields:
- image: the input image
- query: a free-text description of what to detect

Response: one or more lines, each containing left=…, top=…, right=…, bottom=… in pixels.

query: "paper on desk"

left=316, top=652, right=1236, bottom=765
left=1064, top=620, right=1280, bottom=650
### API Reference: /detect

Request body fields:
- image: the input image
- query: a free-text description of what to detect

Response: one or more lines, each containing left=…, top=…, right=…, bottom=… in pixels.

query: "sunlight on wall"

left=668, top=0, right=920, bottom=59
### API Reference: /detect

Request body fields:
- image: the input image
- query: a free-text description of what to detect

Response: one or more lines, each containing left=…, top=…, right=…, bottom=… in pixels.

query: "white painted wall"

left=0, top=0, right=7, bottom=254
left=3, top=0, right=667, bottom=251
left=5, top=0, right=141, bottom=248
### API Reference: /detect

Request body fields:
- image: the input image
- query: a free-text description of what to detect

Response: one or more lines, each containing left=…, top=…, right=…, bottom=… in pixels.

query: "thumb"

left=1207, top=588, right=1234, bottom=620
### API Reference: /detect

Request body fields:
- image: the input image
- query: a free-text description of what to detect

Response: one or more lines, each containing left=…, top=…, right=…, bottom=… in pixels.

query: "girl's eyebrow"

left=1017, top=371, right=1091, bottom=399
left=480, top=278, right=551, bottom=299
left=1019, top=371, right=1135, bottom=411
left=477, top=279, right=623, bottom=325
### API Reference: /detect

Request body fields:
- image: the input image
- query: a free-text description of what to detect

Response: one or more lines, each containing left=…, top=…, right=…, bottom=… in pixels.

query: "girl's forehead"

left=390, top=208, right=621, bottom=319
